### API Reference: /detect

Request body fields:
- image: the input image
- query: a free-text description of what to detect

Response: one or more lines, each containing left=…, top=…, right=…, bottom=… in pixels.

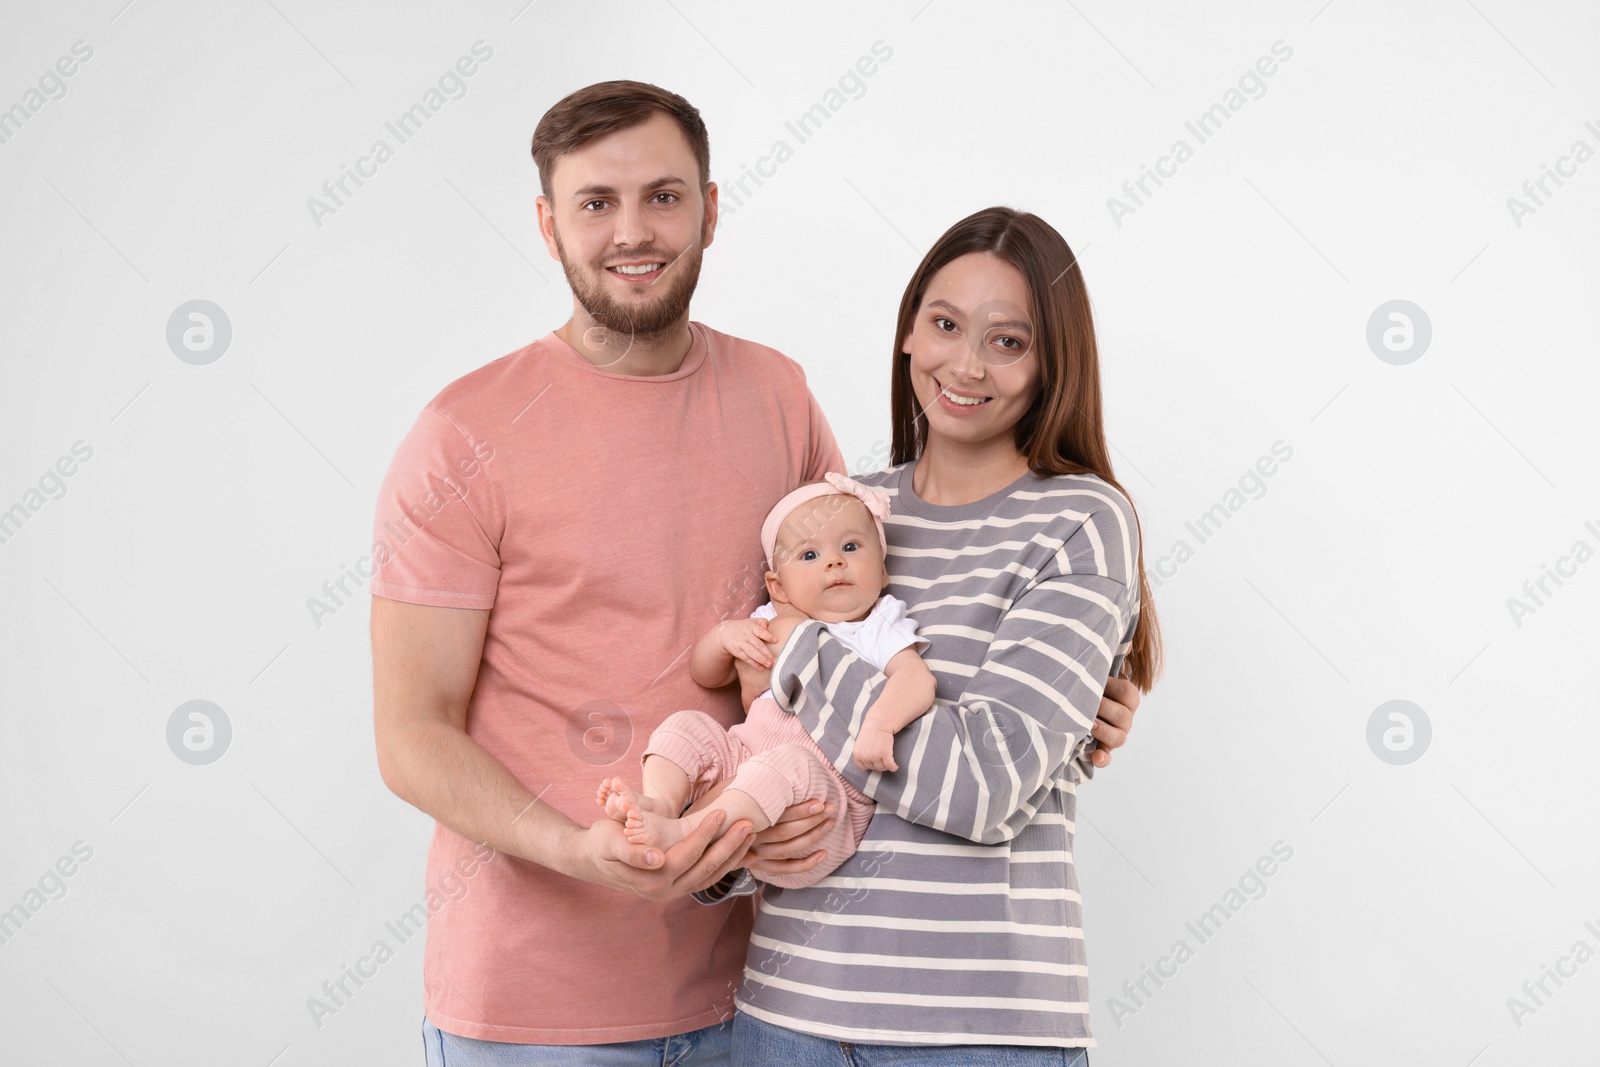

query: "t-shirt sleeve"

left=860, top=595, right=928, bottom=670
left=802, top=385, right=846, bottom=479
left=368, top=405, right=503, bottom=610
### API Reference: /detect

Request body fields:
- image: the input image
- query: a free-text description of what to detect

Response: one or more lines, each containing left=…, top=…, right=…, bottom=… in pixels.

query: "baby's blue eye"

left=801, top=549, right=818, bottom=561
left=843, top=542, right=860, bottom=552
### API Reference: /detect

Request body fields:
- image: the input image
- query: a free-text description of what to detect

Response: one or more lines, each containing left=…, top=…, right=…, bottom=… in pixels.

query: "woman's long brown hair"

left=889, top=206, right=1162, bottom=691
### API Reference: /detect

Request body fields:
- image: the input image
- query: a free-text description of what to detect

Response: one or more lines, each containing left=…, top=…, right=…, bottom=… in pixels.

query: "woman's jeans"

left=731, top=1011, right=1089, bottom=1066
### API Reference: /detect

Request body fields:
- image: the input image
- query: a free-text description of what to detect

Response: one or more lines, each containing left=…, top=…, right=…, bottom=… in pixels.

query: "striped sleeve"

left=1069, top=609, right=1139, bottom=782
left=770, top=511, right=1136, bottom=845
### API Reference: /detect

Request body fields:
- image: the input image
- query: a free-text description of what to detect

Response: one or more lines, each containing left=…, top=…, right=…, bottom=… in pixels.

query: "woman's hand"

left=1088, top=676, right=1141, bottom=767
left=685, top=785, right=837, bottom=882
left=742, top=799, right=837, bottom=881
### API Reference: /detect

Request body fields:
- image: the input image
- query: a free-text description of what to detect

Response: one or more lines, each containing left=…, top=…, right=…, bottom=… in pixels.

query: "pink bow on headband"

left=760, top=472, right=891, bottom=569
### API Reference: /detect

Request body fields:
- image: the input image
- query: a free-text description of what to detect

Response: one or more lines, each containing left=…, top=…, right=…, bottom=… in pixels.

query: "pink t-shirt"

left=370, top=323, right=844, bottom=1044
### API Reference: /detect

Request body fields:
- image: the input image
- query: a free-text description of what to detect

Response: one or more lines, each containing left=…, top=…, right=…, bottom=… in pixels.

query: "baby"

left=596, top=472, right=938, bottom=889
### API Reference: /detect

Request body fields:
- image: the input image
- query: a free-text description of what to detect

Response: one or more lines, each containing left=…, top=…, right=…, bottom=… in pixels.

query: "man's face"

left=537, top=112, right=717, bottom=344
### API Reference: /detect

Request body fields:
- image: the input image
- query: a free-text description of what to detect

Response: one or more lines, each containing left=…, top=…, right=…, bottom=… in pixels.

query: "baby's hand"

left=718, top=618, right=775, bottom=669
left=853, top=725, right=899, bottom=773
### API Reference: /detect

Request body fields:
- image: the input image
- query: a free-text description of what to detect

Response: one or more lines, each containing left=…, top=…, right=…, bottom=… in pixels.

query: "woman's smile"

left=932, top=376, right=993, bottom=414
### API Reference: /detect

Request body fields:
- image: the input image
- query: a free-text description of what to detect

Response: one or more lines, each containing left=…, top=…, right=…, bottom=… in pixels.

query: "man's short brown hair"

left=530, top=80, right=710, bottom=199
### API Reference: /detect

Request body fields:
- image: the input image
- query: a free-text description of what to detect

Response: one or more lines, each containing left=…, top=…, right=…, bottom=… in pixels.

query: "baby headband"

left=761, top=471, right=891, bottom=570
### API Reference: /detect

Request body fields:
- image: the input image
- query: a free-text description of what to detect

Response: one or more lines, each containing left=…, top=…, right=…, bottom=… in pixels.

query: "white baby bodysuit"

left=750, top=595, right=928, bottom=701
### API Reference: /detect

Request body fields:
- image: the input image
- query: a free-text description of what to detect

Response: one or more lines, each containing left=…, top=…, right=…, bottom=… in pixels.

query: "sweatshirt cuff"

left=691, top=868, right=760, bottom=905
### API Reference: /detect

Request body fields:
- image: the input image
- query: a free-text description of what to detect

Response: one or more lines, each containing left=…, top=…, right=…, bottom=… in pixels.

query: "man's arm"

left=371, top=595, right=753, bottom=901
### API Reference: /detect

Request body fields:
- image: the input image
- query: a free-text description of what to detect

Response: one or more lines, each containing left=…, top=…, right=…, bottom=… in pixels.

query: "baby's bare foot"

left=597, top=777, right=674, bottom=824
left=595, top=777, right=634, bottom=823
left=624, top=804, right=691, bottom=852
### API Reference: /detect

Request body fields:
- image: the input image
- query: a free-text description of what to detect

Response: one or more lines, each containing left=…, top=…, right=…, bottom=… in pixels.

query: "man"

left=370, top=81, right=1140, bottom=1065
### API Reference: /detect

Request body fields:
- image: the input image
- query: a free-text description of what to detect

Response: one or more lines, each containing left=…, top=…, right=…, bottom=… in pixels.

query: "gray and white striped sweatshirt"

left=736, top=459, right=1142, bottom=1049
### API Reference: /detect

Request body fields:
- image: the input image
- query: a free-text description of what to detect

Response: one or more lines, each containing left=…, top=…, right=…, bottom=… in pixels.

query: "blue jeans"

left=423, top=1015, right=732, bottom=1066
left=731, top=1011, right=1089, bottom=1066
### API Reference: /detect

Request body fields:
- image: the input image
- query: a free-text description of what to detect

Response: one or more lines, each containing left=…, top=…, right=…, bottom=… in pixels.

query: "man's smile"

left=606, top=261, right=667, bottom=282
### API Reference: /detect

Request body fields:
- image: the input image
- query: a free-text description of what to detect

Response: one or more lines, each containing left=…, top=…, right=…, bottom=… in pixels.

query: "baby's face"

left=768, top=495, right=888, bottom=623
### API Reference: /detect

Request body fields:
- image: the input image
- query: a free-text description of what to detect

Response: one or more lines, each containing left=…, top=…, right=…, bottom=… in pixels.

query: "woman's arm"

left=768, top=518, right=1137, bottom=845
left=1071, top=673, right=1142, bottom=776
left=1087, top=677, right=1141, bottom=767
left=854, top=649, right=937, bottom=772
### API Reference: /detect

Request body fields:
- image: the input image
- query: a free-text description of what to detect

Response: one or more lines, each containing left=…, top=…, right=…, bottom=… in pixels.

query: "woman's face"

left=903, top=252, right=1041, bottom=451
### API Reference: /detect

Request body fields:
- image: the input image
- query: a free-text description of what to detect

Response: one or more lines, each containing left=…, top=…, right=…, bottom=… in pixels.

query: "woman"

left=731, top=206, right=1162, bottom=1062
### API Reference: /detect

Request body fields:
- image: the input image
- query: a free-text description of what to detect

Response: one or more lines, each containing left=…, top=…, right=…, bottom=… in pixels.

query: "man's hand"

left=567, top=809, right=755, bottom=902
left=1089, top=675, right=1141, bottom=767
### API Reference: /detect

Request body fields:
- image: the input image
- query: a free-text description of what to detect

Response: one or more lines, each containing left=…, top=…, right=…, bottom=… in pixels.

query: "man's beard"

left=554, top=229, right=704, bottom=344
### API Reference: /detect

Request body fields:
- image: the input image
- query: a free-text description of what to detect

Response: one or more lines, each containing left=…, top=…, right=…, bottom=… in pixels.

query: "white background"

left=2, top=1, right=1597, bottom=1064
